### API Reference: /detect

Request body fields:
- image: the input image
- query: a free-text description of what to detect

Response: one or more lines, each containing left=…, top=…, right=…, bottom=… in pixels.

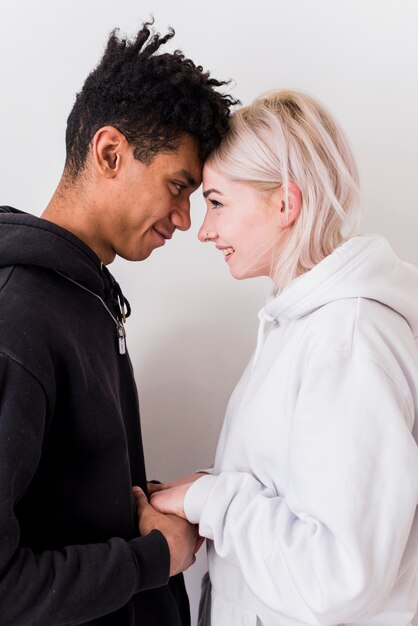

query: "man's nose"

left=171, top=198, right=191, bottom=232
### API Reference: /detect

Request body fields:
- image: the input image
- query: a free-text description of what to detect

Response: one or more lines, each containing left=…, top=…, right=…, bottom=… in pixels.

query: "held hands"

left=133, top=486, right=202, bottom=577
left=148, top=472, right=207, bottom=519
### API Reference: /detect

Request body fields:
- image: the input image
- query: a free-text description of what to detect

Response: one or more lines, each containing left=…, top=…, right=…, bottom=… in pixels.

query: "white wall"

left=1, top=1, right=417, bottom=623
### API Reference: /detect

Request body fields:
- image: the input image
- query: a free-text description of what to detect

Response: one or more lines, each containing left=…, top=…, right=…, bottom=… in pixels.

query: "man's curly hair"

left=65, top=21, right=239, bottom=177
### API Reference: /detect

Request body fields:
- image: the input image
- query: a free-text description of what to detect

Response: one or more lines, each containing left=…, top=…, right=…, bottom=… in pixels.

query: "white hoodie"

left=185, top=235, right=418, bottom=626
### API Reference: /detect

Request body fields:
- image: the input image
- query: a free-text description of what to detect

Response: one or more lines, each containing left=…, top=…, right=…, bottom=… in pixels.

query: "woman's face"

left=199, top=165, right=284, bottom=280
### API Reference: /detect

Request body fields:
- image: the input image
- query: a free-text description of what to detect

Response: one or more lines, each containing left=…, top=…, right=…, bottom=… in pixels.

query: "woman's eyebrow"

left=203, top=188, right=224, bottom=198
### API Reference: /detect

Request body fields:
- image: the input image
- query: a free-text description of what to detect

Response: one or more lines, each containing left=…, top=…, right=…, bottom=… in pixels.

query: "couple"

left=0, top=20, right=417, bottom=626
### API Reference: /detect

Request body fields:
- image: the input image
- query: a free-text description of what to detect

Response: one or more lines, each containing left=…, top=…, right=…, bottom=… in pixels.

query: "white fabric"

left=185, top=235, right=418, bottom=626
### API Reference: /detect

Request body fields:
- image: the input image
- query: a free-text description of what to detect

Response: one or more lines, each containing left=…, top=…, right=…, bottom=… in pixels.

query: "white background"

left=1, top=1, right=417, bottom=624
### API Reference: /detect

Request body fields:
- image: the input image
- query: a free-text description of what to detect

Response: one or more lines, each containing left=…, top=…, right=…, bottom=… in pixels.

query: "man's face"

left=102, top=134, right=202, bottom=263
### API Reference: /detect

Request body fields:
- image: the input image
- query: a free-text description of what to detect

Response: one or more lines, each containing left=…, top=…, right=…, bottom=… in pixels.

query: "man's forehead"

left=153, top=154, right=200, bottom=180
left=153, top=136, right=202, bottom=185
left=173, top=168, right=200, bottom=187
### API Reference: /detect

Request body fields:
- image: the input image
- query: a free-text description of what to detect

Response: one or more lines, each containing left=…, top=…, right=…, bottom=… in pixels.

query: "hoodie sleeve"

left=184, top=348, right=418, bottom=625
left=0, top=353, right=170, bottom=625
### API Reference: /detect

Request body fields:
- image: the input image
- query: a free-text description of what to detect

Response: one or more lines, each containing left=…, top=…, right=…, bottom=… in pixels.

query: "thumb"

left=132, top=486, right=150, bottom=509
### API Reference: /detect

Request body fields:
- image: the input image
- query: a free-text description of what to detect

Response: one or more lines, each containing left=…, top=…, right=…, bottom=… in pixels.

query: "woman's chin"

left=229, top=267, right=257, bottom=281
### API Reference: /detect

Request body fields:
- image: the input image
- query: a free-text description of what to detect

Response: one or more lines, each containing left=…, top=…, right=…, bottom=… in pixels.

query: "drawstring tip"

left=117, top=322, right=126, bottom=355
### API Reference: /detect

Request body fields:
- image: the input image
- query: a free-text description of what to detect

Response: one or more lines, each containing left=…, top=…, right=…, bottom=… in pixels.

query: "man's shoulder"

left=0, top=265, right=15, bottom=291
left=0, top=264, right=92, bottom=352
left=0, top=264, right=70, bottom=307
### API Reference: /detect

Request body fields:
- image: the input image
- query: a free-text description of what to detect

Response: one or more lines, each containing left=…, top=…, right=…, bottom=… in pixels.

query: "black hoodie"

left=0, top=207, right=190, bottom=625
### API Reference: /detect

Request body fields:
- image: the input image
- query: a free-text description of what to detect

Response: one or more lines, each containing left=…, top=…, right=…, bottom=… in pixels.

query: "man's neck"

left=41, top=177, right=115, bottom=265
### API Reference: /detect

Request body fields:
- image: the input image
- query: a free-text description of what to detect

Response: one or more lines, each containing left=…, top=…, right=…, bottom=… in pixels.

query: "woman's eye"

left=209, top=198, right=223, bottom=209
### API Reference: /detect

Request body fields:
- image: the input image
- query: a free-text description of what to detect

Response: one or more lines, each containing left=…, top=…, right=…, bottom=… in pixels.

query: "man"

left=0, top=21, right=236, bottom=625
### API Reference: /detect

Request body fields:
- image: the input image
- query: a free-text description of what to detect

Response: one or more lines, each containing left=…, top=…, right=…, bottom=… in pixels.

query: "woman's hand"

left=150, top=473, right=206, bottom=519
left=148, top=471, right=208, bottom=495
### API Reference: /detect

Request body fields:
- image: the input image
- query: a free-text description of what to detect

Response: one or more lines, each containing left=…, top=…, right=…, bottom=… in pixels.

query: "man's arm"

left=0, top=353, right=195, bottom=624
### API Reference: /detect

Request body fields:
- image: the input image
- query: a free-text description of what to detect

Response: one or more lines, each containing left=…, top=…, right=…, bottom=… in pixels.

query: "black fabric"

left=197, top=572, right=211, bottom=626
left=0, top=207, right=190, bottom=625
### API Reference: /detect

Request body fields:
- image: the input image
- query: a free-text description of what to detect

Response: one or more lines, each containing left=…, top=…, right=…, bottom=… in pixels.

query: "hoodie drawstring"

left=54, top=271, right=130, bottom=356
left=101, top=266, right=131, bottom=323
left=252, top=310, right=276, bottom=371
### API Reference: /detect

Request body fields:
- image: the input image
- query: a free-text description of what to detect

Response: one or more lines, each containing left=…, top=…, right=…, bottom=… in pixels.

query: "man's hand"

left=133, top=486, right=200, bottom=577
left=147, top=481, right=164, bottom=495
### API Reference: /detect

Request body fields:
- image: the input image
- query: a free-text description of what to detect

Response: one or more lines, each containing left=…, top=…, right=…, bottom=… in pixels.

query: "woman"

left=150, top=90, right=418, bottom=625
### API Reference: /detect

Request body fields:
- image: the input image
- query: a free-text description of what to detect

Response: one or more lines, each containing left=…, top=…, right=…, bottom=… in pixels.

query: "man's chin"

left=116, top=246, right=157, bottom=263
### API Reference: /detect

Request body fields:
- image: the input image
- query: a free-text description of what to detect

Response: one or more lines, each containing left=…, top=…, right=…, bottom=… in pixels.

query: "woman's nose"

left=198, top=226, right=217, bottom=242
left=198, top=214, right=217, bottom=242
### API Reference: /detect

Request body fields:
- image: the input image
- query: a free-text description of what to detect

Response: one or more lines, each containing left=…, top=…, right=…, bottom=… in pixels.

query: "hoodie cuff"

left=129, top=529, right=170, bottom=592
left=184, top=474, right=218, bottom=524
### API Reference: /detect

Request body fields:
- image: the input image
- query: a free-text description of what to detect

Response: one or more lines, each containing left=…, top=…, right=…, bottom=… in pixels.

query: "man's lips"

left=153, top=227, right=174, bottom=242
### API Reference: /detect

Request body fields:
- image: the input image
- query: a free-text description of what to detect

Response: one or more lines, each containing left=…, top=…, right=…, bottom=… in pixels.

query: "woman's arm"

left=152, top=348, right=418, bottom=624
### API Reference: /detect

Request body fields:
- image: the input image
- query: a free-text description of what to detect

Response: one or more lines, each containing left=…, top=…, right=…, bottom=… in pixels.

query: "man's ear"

left=91, top=126, right=126, bottom=178
left=272, top=181, right=302, bottom=228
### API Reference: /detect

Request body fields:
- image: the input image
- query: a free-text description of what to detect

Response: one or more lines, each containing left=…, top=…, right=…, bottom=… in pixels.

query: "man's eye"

left=209, top=198, right=223, bottom=209
left=173, top=182, right=186, bottom=193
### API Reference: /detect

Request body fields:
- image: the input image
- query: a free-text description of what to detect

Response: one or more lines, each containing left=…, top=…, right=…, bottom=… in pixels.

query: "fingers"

left=149, top=492, right=162, bottom=511
left=149, top=484, right=188, bottom=518
left=150, top=491, right=177, bottom=516
left=147, top=481, right=165, bottom=494
left=132, top=486, right=150, bottom=510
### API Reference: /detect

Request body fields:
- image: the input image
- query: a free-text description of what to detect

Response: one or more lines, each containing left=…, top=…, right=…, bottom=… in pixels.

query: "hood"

left=0, top=206, right=131, bottom=327
left=264, top=235, right=418, bottom=337
left=0, top=206, right=108, bottom=296
left=252, top=235, right=418, bottom=369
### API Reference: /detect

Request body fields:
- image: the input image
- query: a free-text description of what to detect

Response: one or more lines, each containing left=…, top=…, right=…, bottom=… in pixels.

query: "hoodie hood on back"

left=0, top=206, right=107, bottom=296
left=263, top=235, right=418, bottom=340
left=250, top=235, right=418, bottom=370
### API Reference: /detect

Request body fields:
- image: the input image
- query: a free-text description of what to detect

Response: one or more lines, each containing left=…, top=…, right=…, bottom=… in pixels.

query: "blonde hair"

left=207, top=89, right=360, bottom=288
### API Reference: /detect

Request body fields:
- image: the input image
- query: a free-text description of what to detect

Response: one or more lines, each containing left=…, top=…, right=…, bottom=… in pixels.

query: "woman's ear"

left=274, top=181, right=302, bottom=228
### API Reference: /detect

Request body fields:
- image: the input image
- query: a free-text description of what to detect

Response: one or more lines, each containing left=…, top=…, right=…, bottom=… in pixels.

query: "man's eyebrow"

left=203, top=188, right=223, bottom=198
left=174, top=169, right=199, bottom=187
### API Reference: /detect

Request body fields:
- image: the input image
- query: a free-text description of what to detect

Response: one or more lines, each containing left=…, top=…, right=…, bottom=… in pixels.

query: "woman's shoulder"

left=305, top=295, right=413, bottom=353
